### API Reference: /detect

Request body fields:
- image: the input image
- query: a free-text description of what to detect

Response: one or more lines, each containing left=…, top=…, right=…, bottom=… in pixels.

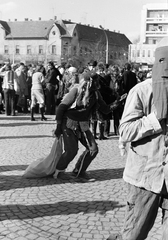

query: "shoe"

left=106, top=234, right=122, bottom=240
left=99, top=136, right=108, bottom=140
left=41, top=116, right=47, bottom=121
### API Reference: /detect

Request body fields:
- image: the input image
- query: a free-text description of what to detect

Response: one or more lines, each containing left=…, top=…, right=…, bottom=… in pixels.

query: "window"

left=4, top=45, right=9, bottom=54
left=52, top=45, right=56, bottom=54
left=39, top=45, right=43, bottom=54
left=142, top=50, right=145, bottom=57
left=27, top=45, right=31, bottom=54
left=148, top=50, right=150, bottom=57
left=16, top=45, right=20, bottom=54
left=137, top=50, right=140, bottom=57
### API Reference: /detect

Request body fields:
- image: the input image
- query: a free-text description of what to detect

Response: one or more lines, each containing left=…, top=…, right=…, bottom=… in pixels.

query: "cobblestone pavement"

left=0, top=114, right=162, bottom=240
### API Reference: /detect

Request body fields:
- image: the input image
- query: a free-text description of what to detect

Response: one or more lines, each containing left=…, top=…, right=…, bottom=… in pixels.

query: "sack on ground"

left=23, top=137, right=63, bottom=178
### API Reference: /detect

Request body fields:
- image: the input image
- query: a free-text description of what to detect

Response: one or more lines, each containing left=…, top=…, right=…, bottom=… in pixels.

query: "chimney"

left=39, top=17, right=41, bottom=21
left=54, top=16, right=57, bottom=20
left=8, top=19, right=10, bottom=21
left=15, top=19, right=17, bottom=21
left=25, top=18, right=28, bottom=21
left=68, top=19, right=71, bottom=22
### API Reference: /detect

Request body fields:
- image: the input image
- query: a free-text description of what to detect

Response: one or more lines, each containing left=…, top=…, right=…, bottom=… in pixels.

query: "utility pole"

left=99, top=25, right=108, bottom=64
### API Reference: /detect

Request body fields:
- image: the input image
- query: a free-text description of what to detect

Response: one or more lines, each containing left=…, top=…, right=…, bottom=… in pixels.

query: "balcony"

left=146, top=17, right=168, bottom=23
left=146, top=30, right=168, bottom=37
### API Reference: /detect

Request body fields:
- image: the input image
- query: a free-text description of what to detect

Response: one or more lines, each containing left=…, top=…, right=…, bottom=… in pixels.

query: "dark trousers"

left=3, top=89, right=15, bottom=115
left=56, top=121, right=98, bottom=173
left=45, top=84, right=56, bottom=115
left=121, top=183, right=168, bottom=240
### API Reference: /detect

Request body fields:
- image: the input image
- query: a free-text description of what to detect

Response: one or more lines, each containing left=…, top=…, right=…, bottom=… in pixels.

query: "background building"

left=129, top=3, right=168, bottom=68
left=0, top=18, right=131, bottom=67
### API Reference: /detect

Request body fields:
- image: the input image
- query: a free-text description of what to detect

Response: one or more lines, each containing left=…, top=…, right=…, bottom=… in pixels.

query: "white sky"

left=0, top=0, right=167, bottom=42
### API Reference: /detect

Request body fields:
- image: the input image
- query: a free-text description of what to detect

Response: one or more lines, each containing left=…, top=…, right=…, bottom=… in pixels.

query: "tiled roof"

left=0, top=19, right=131, bottom=46
left=0, top=20, right=55, bottom=39
left=75, top=24, right=131, bottom=46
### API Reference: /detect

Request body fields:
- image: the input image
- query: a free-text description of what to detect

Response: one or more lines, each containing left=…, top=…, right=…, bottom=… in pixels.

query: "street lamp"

left=99, top=25, right=108, bottom=64
left=1, top=26, right=15, bottom=64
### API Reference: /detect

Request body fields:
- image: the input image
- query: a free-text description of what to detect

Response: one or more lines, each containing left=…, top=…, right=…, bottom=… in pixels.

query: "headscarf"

left=152, top=37, right=168, bottom=119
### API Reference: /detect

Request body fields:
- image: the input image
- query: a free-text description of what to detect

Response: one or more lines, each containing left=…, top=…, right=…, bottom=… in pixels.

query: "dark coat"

left=121, top=70, right=137, bottom=94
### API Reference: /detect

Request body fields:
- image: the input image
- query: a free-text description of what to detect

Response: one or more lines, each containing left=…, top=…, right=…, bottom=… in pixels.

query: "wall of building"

left=0, top=24, right=63, bottom=65
left=45, top=24, right=62, bottom=64
left=129, top=43, right=155, bottom=65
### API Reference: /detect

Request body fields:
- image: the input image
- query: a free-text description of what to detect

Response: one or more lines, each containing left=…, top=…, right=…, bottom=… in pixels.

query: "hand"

left=109, top=100, right=120, bottom=111
left=54, top=124, right=62, bottom=138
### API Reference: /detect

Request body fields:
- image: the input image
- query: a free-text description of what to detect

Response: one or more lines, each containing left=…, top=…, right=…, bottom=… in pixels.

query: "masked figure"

left=107, top=37, right=168, bottom=240
left=53, top=72, right=117, bottom=179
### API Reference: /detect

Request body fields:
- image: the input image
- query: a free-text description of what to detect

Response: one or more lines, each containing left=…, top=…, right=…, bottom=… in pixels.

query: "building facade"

left=129, top=3, right=168, bottom=67
left=0, top=18, right=131, bottom=67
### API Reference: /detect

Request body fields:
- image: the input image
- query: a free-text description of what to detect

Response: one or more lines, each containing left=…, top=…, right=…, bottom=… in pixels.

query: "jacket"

left=56, top=85, right=112, bottom=123
left=1, top=70, right=19, bottom=92
left=119, top=78, right=168, bottom=194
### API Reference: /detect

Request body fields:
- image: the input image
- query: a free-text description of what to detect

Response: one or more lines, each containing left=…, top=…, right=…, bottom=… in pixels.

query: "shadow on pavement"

left=0, top=122, right=54, bottom=127
left=0, top=135, right=53, bottom=139
left=0, top=200, right=125, bottom=220
left=0, top=168, right=124, bottom=191
left=0, top=165, right=28, bottom=172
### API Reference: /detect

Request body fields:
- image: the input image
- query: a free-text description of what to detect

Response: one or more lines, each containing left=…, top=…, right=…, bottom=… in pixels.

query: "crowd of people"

left=0, top=59, right=151, bottom=137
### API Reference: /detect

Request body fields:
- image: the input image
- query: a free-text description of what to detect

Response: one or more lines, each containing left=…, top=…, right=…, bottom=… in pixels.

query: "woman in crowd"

left=30, top=64, right=47, bottom=121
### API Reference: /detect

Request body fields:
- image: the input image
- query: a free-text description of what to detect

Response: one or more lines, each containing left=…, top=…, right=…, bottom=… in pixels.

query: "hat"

left=89, top=60, right=97, bottom=67
left=68, top=67, right=77, bottom=73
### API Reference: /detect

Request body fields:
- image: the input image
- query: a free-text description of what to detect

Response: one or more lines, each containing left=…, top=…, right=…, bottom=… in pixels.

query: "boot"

left=31, top=107, right=35, bottom=121
left=40, top=107, right=47, bottom=121
left=91, top=121, right=98, bottom=139
left=99, top=122, right=107, bottom=140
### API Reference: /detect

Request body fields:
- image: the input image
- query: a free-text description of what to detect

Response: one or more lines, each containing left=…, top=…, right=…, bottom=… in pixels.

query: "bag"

left=17, top=94, right=25, bottom=108
left=23, top=137, right=63, bottom=178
